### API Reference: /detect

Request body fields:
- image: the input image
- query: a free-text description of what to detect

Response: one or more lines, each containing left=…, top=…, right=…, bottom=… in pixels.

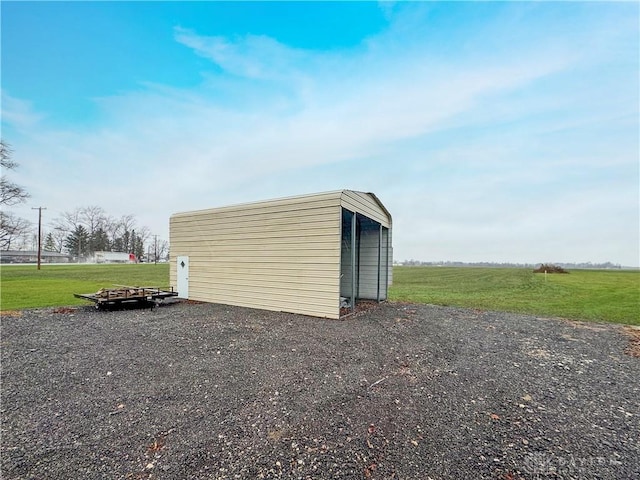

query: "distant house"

left=170, top=190, right=393, bottom=319
left=0, top=250, right=71, bottom=264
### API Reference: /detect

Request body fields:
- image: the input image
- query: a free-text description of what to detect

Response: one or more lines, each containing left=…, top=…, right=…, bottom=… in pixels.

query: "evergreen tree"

left=64, top=225, right=89, bottom=256
left=89, top=227, right=110, bottom=252
left=121, top=230, right=130, bottom=253
left=44, top=232, right=56, bottom=252
left=112, top=237, right=123, bottom=252
left=130, top=229, right=136, bottom=253
left=133, top=235, right=145, bottom=259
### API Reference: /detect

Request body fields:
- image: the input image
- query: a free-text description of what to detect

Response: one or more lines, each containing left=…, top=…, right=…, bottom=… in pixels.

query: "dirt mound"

left=533, top=263, right=569, bottom=274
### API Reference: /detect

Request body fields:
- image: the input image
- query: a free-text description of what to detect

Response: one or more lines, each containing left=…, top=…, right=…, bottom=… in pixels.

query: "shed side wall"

left=170, top=194, right=342, bottom=318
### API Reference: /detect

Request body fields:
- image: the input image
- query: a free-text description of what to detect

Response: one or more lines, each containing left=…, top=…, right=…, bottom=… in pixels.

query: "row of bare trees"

left=1, top=140, right=168, bottom=260
left=46, top=206, right=167, bottom=260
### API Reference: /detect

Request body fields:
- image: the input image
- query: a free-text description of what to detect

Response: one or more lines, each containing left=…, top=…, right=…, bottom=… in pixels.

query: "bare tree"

left=49, top=210, right=78, bottom=249
left=79, top=206, right=110, bottom=252
left=49, top=209, right=77, bottom=238
left=59, top=208, right=83, bottom=232
left=45, top=227, right=67, bottom=253
left=111, top=214, right=137, bottom=251
left=0, top=141, right=17, bottom=169
left=53, top=207, right=104, bottom=237
left=1, top=141, right=32, bottom=250
left=0, top=211, right=32, bottom=250
left=157, top=239, right=169, bottom=261
left=137, top=225, right=151, bottom=245
left=102, top=215, right=121, bottom=247
left=117, top=214, right=137, bottom=233
left=80, top=206, right=107, bottom=235
left=0, top=141, right=30, bottom=206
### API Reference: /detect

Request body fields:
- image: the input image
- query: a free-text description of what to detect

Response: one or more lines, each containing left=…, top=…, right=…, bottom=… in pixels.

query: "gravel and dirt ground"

left=1, top=301, right=639, bottom=479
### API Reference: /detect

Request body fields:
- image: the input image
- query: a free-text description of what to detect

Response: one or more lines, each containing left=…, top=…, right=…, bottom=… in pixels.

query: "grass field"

left=389, top=266, right=639, bottom=325
left=1, top=264, right=638, bottom=325
left=0, top=264, right=170, bottom=311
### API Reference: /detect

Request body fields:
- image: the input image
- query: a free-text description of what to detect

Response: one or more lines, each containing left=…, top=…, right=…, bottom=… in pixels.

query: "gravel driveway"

left=2, top=301, right=639, bottom=479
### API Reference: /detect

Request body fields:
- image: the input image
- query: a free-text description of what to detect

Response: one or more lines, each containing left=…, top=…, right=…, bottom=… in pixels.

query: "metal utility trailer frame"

left=74, top=285, right=178, bottom=310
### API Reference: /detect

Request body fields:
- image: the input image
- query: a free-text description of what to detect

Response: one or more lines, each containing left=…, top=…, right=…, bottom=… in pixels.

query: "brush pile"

left=533, top=263, right=569, bottom=274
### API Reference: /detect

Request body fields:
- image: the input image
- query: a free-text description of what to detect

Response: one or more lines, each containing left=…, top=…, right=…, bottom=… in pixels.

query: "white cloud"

left=3, top=3, right=638, bottom=265
left=1, top=91, right=44, bottom=131
left=174, top=27, right=309, bottom=81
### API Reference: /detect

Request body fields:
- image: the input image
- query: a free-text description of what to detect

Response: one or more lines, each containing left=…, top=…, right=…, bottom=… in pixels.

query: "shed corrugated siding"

left=340, top=191, right=391, bottom=227
left=384, top=228, right=393, bottom=287
left=339, top=212, right=355, bottom=298
left=358, top=228, right=382, bottom=300
left=170, top=194, right=342, bottom=319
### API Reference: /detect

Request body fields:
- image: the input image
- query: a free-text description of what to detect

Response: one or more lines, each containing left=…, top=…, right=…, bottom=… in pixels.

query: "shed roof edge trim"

left=170, top=189, right=390, bottom=220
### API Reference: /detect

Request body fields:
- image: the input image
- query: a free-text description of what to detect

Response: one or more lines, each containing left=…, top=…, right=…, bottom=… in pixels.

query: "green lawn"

left=389, top=266, right=640, bottom=325
left=0, top=263, right=170, bottom=310
left=2, top=263, right=638, bottom=325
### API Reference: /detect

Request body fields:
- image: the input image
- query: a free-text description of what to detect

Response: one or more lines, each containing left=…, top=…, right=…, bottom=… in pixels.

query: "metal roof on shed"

left=171, top=189, right=391, bottom=227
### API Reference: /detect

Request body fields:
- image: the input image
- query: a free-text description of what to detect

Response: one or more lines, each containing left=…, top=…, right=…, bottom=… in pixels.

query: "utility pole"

left=31, top=206, right=46, bottom=270
left=153, top=235, right=158, bottom=265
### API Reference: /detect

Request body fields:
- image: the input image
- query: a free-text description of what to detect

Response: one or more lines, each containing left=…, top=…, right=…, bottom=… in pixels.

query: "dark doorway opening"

left=340, top=208, right=389, bottom=316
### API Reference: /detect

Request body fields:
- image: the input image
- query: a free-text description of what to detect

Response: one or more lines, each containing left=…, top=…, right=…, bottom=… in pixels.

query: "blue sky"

left=2, top=1, right=638, bottom=266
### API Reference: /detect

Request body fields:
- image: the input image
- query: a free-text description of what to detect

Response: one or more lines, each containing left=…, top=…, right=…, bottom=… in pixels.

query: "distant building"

left=93, top=251, right=137, bottom=263
left=0, top=250, right=71, bottom=264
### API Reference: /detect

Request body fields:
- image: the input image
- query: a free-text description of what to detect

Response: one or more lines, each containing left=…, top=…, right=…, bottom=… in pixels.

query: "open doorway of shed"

left=340, top=208, right=390, bottom=317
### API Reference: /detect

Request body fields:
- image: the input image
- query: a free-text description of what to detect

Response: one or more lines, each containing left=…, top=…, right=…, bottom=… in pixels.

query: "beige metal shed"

left=169, top=190, right=392, bottom=319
